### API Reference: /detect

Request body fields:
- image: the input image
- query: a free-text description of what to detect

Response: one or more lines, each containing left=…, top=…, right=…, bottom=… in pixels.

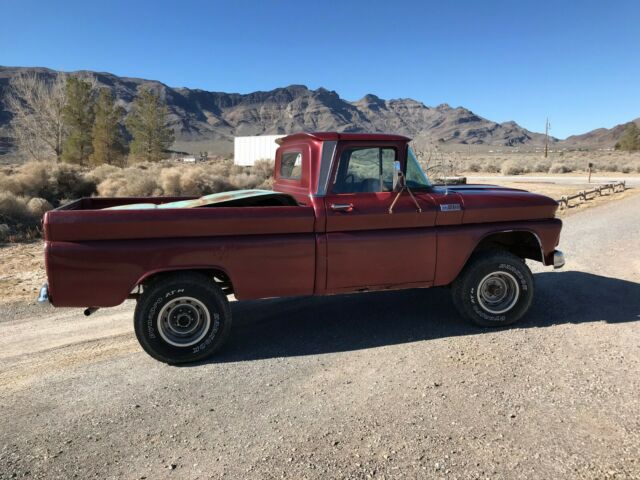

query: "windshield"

left=405, top=148, right=431, bottom=188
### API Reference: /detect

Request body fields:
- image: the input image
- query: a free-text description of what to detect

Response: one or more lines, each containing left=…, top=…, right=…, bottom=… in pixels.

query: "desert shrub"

left=86, top=164, right=122, bottom=184
left=11, top=162, right=51, bottom=198
left=207, top=159, right=235, bottom=177
left=158, top=167, right=182, bottom=196
left=258, top=176, right=274, bottom=189
left=97, top=168, right=161, bottom=197
left=228, top=173, right=261, bottom=189
left=252, top=159, right=275, bottom=182
left=230, top=164, right=247, bottom=176
left=0, top=192, right=31, bottom=222
left=177, top=166, right=234, bottom=195
left=0, top=223, right=10, bottom=242
left=27, top=197, right=53, bottom=217
left=481, top=160, right=501, bottom=173
left=501, top=160, right=525, bottom=175
left=0, top=171, right=21, bottom=195
left=548, top=163, right=573, bottom=174
left=466, top=161, right=481, bottom=172
left=0, top=161, right=96, bottom=205
left=1, top=157, right=280, bottom=239
left=50, top=163, right=96, bottom=201
left=532, top=160, right=551, bottom=172
left=601, top=162, right=618, bottom=172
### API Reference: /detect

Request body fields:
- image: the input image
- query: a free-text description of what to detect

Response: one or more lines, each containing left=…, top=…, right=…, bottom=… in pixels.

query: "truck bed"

left=43, top=191, right=318, bottom=306
left=45, top=191, right=306, bottom=242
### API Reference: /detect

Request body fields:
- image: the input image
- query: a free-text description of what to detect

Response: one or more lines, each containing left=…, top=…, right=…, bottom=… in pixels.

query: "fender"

left=433, top=219, right=561, bottom=286
left=134, top=264, right=234, bottom=293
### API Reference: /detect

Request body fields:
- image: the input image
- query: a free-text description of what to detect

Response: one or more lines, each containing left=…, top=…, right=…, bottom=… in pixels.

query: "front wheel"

left=452, top=251, right=534, bottom=327
left=134, top=272, right=232, bottom=364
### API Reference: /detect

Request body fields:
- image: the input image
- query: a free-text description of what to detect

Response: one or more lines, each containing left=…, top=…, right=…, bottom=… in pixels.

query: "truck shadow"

left=206, top=271, right=640, bottom=363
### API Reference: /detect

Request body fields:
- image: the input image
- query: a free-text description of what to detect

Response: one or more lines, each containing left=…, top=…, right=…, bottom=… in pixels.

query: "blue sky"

left=2, top=0, right=638, bottom=138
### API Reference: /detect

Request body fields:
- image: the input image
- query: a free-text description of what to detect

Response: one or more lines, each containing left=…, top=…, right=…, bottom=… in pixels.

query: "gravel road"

left=1, top=196, right=639, bottom=479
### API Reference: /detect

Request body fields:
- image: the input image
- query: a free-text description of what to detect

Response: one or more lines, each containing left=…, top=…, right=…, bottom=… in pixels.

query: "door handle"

left=330, top=203, right=354, bottom=212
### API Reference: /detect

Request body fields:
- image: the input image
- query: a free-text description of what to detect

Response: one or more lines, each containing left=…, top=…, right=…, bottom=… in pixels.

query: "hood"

left=432, top=184, right=559, bottom=223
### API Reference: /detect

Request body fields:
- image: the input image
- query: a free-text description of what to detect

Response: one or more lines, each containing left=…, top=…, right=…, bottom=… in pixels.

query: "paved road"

left=1, top=196, right=639, bottom=479
left=468, top=175, right=640, bottom=187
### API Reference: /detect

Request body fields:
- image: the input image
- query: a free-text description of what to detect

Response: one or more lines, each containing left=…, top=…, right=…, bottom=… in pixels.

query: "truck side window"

left=333, top=147, right=396, bottom=193
left=280, top=151, right=302, bottom=180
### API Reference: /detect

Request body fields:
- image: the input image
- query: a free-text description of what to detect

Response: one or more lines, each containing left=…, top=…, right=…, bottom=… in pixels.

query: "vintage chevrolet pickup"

left=39, top=132, right=564, bottom=363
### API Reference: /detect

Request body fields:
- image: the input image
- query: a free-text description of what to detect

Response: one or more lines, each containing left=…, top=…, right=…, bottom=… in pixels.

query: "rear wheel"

left=452, top=250, right=534, bottom=327
left=134, top=272, right=232, bottom=364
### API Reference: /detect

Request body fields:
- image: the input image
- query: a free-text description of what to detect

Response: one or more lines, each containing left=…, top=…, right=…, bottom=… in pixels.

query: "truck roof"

left=276, top=132, right=411, bottom=144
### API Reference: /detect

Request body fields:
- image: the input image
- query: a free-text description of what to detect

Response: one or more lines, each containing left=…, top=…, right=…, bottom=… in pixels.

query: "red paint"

left=43, top=132, right=563, bottom=308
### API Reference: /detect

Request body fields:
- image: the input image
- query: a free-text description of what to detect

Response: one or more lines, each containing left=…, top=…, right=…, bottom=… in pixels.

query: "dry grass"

left=417, top=150, right=640, bottom=176
left=0, top=158, right=274, bottom=240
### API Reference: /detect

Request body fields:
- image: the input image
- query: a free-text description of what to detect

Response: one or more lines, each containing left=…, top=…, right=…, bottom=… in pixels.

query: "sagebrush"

left=0, top=158, right=273, bottom=240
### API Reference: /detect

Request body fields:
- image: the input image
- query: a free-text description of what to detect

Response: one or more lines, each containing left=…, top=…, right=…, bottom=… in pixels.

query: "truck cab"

left=273, top=132, right=561, bottom=293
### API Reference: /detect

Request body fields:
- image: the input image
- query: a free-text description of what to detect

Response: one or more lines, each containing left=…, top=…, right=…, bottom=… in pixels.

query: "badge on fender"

left=440, top=203, right=462, bottom=211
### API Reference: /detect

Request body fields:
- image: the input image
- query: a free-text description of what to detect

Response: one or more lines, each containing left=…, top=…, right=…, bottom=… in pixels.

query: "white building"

left=234, top=135, right=285, bottom=166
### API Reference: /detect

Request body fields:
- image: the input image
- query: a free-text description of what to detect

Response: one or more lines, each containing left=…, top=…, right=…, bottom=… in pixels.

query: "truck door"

left=323, top=142, right=437, bottom=292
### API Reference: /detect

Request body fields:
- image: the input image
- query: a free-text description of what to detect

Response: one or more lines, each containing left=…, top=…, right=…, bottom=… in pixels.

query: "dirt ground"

left=0, top=241, right=46, bottom=305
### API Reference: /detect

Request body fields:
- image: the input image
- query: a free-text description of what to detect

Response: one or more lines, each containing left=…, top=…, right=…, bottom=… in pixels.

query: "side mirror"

left=393, top=160, right=402, bottom=191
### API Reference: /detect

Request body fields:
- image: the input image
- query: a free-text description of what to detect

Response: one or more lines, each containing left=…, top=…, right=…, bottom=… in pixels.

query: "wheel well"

left=139, top=268, right=234, bottom=296
left=473, top=231, right=543, bottom=262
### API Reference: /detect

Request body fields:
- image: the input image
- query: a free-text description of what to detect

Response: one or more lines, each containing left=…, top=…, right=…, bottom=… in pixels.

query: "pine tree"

left=62, top=77, right=95, bottom=165
left=615, top=123, right=640, bottom=152
left=90, top=89, right=126, bottom=166
left=126, top=87, right=175, bottom=162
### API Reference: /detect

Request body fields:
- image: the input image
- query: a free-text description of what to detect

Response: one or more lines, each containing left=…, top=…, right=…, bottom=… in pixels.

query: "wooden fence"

left=558, top=181, right=626, bottom=209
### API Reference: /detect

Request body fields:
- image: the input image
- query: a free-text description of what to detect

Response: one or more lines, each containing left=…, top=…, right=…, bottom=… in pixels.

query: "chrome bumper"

left=553, top=250, right=565, bottom=269
left=37, top=283, right=50, bottom=303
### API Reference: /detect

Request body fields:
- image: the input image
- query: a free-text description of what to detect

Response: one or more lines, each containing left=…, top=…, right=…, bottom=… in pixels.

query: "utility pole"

left=544, top=118, right=550, bottom=158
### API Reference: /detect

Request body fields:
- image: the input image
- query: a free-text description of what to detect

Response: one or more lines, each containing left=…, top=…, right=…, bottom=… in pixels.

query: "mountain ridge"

left=0, top=66, right=631, bottom=156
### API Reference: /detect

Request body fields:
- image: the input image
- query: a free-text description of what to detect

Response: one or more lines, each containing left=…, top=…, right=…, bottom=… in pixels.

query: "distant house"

left=234, top=135, right=285, bottom=166
left=180, top=156, right=196, bottom=163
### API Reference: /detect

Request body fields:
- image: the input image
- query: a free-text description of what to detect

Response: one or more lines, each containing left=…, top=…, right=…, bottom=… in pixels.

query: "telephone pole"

left=544, top=118, right=550, bottom=158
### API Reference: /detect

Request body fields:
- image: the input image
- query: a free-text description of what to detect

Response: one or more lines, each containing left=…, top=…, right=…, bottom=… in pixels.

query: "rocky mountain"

left=0, top=66, right=559, bottom=156
left=561, top=118, right=640, bottom=149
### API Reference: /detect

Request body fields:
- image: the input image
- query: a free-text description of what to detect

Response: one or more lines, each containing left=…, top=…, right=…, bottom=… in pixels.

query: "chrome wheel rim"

left=477, top=271, right=520, bottom=314
left=157, top=297, right=211, bottom=347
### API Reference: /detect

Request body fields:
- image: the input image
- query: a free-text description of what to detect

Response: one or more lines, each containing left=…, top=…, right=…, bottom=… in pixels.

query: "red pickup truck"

left=40, top=132, right=564, bottom=364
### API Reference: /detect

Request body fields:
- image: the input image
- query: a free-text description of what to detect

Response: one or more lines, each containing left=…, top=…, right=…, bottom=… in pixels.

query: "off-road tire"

left=452, top=250, right=534, bottom=327
left=134, top=272, right=232, bottom=364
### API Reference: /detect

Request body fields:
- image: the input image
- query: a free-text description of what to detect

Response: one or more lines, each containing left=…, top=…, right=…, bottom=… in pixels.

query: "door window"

left=333, top=147, right=396, bottom=193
